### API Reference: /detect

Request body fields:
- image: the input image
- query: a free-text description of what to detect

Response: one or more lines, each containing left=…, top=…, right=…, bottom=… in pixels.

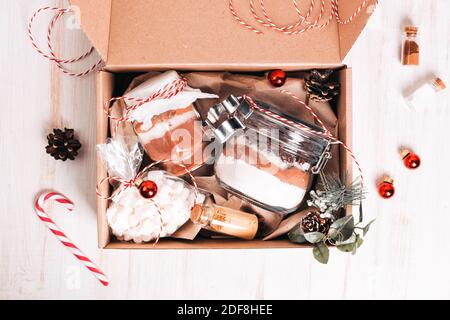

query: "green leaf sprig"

left=288, top=175, right=373, bottom=264
left=289, top=215, right=375, bottom=264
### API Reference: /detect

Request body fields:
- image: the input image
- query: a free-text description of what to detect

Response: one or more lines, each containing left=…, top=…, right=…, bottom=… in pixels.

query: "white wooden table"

left=1, top=0, right=449, bottom=300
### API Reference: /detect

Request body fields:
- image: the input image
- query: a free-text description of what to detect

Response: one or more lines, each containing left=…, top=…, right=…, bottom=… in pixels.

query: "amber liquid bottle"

left=402, top=26, right=419, bottom=66
left=191, top=204, right=259, bottom=240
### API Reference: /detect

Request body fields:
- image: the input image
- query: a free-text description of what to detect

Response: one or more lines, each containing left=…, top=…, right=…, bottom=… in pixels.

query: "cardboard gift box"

left=70, top=0, right=376, bottom=249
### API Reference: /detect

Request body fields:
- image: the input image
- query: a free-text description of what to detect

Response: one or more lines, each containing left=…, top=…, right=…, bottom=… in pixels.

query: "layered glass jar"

left=125, top=71, right=218, bottom=176
left=207, top=96, right=331, bottom=215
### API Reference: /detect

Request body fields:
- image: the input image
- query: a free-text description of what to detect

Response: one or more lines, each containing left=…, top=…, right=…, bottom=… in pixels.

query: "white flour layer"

left=215, top=155, right=306, bottom=210
left=137, top=110, right=197, bottom=142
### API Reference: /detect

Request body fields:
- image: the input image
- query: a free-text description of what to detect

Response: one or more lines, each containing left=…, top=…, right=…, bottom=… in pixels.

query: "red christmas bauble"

left=378, top=177, right=395, bottom=199
left=268, top=69, right=287, bottom=87
left=401, top=149, right=421, bottom=169
left=139, top=180, right=158, bottom=199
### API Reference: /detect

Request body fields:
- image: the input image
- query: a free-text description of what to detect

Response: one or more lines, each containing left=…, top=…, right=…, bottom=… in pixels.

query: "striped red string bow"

left=27, top=6, right=103, bottom=77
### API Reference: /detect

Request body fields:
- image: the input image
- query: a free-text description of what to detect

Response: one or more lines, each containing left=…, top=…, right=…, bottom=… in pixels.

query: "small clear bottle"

left=405, top=77, right=446, bottom=110
left=190, top=203, right=259, bottom=240
left=402, top=26, right=419, bottom=66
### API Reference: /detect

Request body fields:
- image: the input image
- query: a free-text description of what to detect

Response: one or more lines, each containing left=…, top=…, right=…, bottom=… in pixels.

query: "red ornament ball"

left=401, top=149, right=421, bottom=169
left=139, top=180, right=158, bottom=199
left=268, top=69, right=287, bottom=87
left=378, top=177, right=395, bottom=199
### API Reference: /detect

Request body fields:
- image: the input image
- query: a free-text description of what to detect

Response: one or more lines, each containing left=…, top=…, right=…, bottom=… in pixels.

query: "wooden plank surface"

left=1, top=0, right=449, bottom=299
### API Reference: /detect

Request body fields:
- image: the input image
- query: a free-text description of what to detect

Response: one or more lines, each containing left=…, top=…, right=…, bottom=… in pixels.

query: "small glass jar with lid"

left=402, top=26, right=419, bottom=66
left=404, top=77, right=446, bottom=110
left=206, top=95, right=331, bottom=215
left=125, top=71, right=218, bottom=176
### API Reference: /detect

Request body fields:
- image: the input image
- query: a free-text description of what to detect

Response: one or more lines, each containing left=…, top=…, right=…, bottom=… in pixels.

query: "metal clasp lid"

left=206, top=95, right=240, bottom=123
left=311, top=141, right=332, bottom=175
left=205, top=95, right=253, bottom=144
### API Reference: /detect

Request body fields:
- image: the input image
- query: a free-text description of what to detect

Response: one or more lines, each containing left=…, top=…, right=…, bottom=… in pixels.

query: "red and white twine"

left=34, top=192, right=109, bottom=286
left=96, top=159, right=199, bottom=203
left=28, top=6, right=103, bottom=77
left=229, top=0, right=378, bottom=35
left=104, top=78, right=188, bottom=125
left=252, top=0, right=332, bottom=35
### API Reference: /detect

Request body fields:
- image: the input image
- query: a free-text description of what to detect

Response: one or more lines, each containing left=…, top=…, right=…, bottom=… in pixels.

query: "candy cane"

left=34, top=191, right=109, bottom=287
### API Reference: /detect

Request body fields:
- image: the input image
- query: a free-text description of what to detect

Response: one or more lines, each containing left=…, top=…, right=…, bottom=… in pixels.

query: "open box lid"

left=70, top=0, right=377, bottom=71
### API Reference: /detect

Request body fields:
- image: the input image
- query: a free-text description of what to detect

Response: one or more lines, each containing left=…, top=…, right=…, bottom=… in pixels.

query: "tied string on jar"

left=103, top=77, right=188, bottom=132
left=28, top=6, right=104, bottom=77
left=96, top=136, right=199, bottom=245
left=240, top=92, right=364, bottom=191
left=228, top=0, right=379, bottom=36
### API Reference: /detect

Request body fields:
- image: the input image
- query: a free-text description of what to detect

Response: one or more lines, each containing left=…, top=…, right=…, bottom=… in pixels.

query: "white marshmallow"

left=106, top=170, right=204, bottom=243
left=128, top=214, right=139, bottom=228
left=115, top=188, right=142, bottom=208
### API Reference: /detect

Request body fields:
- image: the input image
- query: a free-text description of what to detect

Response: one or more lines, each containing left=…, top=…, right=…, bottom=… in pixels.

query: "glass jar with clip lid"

left=206, top=95, right=332, bottom=215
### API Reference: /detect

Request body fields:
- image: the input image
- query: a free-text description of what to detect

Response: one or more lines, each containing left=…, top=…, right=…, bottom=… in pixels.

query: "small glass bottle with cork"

left=190, top=203, right=259, bottom=240
left=402, top=26, right=419, bottom=66
left=404, top=77, right=446, bottom=110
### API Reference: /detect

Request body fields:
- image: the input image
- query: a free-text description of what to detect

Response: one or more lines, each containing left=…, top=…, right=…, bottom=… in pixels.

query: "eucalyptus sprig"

left=288, top=214, right=376, bottom=264
left=288, top=175, right=374, bottom=264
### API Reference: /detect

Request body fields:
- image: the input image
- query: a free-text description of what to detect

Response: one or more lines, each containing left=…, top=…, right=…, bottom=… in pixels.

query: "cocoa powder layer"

left=134, top=104, right=207, bottom=175
left=402, top=40, right=419, bottom=65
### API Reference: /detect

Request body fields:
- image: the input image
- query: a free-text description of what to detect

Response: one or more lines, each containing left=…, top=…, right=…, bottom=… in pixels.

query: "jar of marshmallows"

left=206, top=96, right=331, bottom=215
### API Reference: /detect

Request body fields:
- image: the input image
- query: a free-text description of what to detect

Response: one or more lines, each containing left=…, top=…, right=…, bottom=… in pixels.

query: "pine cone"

left=301, top=212, right=331, bottom=234
left=305, top=69, right=340, bottom=102
left=46, top=128, right=82, bottom=161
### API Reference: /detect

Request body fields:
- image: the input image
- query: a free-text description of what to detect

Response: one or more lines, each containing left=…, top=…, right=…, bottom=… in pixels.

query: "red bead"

left=401, top=149, right=421, bottom=169
left=268, top=69, right=287, bottom=87
left=378, top=177, right=395, bottom=199
left=139, top=180, right=158, bottom=199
